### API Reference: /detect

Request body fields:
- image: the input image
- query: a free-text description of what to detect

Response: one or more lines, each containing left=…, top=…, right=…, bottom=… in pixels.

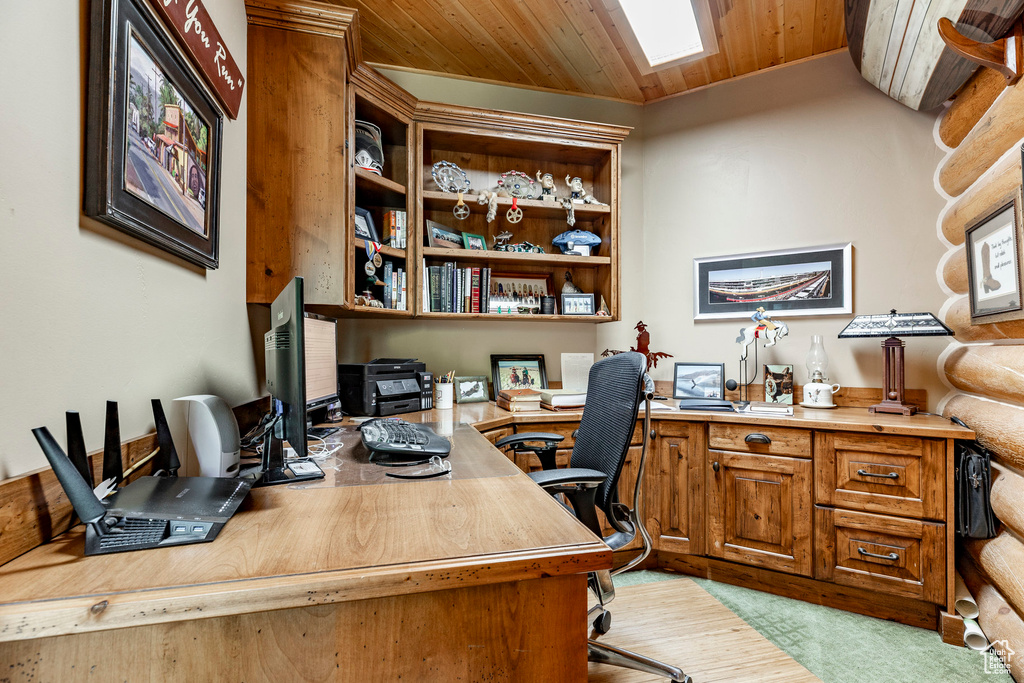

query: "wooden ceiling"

left=342, top=0, right=848, bottom=103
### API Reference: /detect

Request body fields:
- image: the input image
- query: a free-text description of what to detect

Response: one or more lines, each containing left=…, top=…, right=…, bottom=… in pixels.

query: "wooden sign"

left=148, top=0, right=244, bottom=119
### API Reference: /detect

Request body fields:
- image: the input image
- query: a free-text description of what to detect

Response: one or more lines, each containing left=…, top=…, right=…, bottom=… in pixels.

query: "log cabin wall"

left=937, top=68, right=1024, bottom=681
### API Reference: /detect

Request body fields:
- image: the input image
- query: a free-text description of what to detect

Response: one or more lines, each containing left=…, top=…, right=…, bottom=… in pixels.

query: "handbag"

left=951, top=417, right=998, bottom=539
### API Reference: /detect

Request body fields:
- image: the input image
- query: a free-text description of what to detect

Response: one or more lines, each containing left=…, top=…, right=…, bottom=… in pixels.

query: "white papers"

left=561, top=353, right=594, bottom=392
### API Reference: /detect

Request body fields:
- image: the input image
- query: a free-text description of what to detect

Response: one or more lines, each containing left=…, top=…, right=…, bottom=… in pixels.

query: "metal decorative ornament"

left=497, top=170, right=535, bottom=198
left=432, top=160, right=471, bottom=193
left=507, top=196, right=523, bottom=224
left=453, top=194, right=470, bottom=220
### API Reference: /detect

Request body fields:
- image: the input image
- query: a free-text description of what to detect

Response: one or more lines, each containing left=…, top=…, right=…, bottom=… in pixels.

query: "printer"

left=338, top=358, right=432, bottom=416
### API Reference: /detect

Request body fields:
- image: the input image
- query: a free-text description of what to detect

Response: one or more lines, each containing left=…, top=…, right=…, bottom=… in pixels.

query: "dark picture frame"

left=965, top=198, right=1023, bottom=323
left=84, top=0, right=222, bottom=269
left=672, top=362, right=725, bottom=399
left=562, top=293, right=595, bottom=316
left=426, top=220, right=463, bottom=249
left=454, top=375, right=490, bottom=403
left=354, top=207, right=379, bottom=242
left=693, top=243, right=852, bottom=320
left=490, top=354, right=547, bottom=397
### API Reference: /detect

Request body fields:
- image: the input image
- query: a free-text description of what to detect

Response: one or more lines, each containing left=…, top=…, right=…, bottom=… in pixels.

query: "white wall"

left=640, top=54, right=949, bottom=406
left=0, top=0, right=256, bottom=478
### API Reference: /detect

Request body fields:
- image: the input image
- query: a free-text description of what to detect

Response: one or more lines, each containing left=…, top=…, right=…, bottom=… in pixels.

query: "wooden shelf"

left=355, top=167, right=407, bottom=207
left=355, top=238, right=406, bottom=259
left=353, top=305, right=412, bottom=316
left=422, top=191, right=610, bottom=220
left=418, top=312, right=613, bottom=323
left=421, top=247, right=609, bottom=267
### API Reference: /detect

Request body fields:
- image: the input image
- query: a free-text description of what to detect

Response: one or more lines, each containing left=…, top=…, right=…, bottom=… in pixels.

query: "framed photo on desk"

left=491, top=354, right=547, bottom=395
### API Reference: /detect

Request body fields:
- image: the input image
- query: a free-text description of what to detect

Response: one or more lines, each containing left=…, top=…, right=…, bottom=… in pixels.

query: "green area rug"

left=616, top=570, right=1010, bottom=682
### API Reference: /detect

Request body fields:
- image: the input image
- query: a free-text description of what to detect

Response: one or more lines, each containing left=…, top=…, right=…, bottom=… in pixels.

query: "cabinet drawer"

left=815, top=507, right=945, bottom=604
left=815, top=433, right=945, bottom=519
left=708, top=424, right=811, bottom=457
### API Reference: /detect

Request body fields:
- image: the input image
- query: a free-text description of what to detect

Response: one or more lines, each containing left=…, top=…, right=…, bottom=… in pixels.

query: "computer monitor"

left=304, top=313, right=339, bottom=416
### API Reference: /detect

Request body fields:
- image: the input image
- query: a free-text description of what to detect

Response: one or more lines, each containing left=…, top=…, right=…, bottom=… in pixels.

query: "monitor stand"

left=252, top=415, right=324, bottom=487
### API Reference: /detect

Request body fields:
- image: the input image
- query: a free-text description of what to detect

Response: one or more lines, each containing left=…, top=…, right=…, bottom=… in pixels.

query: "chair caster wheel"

left=593, top=609, right=612, bottom=634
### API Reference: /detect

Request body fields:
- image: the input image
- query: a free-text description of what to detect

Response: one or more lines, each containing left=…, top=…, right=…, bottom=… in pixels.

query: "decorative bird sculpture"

left=602, top=321, right=673, bottom=371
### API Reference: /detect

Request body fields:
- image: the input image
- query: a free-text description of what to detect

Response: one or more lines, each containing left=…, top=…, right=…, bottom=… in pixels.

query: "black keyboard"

left=359, top=418, right=451, bottom=459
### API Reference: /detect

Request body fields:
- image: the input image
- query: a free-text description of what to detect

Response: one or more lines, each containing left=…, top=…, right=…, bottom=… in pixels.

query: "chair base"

left=588, top=639, right=690, bottom=682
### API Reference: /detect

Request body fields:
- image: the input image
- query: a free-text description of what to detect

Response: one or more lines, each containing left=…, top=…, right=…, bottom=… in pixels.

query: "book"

left=539, top=388, right=587, bottom=407
left=540, top=402, right=584, bottom=411
left=497, top=388, right=542, bottom=403
left=497, top=396, right=542, bottom=412
left=383, top=261, right=393, bottom=309
left=429, top=266, right=442, bottom=312
left=742, top=401, right=794, bottom=415
left=399, top=269, right=407, bottom=310
left=471, top=268, right=480, bottom=313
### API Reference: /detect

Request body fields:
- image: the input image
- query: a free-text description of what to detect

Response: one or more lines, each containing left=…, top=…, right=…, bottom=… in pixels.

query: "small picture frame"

left=965, top=198, right=1024, bottom=323
left=426, top=220, right=464, bottom=249
left=489, top=272, right=552, bottom=313
left=354, top=207, right=379, bottom=242
left=454, top=375, right=490, bottom=403
left=673, top=363, right=725, bottom=399
left=763, top=364, right=794, bottom=404
left=462, top=232, right=487, bottom=250
left=490, top=354, right=547, bottom=396
left=561, top=293, right=595, bottom=316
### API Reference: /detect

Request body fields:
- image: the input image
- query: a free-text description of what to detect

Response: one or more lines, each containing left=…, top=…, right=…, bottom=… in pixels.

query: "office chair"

left=496, top=352, right=690, bottom=683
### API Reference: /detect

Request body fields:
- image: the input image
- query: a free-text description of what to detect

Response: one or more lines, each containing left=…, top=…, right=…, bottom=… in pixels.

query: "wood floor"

left=588, top=578, right=820, bottom=682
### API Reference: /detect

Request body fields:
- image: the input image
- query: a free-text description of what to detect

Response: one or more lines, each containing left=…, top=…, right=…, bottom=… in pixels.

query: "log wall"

left=938, top=69, right=1024, bottom=679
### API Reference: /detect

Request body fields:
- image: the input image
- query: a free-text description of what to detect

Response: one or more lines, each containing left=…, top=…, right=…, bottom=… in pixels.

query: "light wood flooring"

left=588, top=578, right=820, bottom=682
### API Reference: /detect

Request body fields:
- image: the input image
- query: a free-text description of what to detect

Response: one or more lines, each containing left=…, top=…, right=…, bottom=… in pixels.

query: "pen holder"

left=435, top=383, right=453, bottom=410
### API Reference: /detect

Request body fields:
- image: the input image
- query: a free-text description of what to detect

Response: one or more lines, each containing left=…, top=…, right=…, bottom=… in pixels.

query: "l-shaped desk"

left=0, top=401, right=973, bottom=680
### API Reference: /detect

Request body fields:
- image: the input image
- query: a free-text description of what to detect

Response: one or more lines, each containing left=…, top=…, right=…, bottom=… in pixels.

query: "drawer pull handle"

left=858, top=547, right=898, bottom=561
left=712, top=461, right=720, bottom=472
left=857, top=469, right=899, bottom=480
left=745, top=433, right=772, bottom=444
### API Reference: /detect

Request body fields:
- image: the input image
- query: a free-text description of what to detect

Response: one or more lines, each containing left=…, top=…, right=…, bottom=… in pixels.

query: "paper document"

left=561, top=353, right=594, bottom=392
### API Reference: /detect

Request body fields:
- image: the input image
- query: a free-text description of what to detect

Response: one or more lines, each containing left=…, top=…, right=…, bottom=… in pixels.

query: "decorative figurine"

left=476, top=190, right=500, bottom=223
left=561, top=271, right=583, bottom=294
left=355, top=291, right=385, bottom=308
left=552, top=229, right=601, bottom=256
left=602, top=321, right=673, bottom=371
left=561, top=197, right=576, bottom=227
left=736, top=309, right=789, bottom=361
left=598, top=296, right=611, bottom=317
left=494, top=230, right=513, bottom=248
left=354, top=120, right=385, bottom=176
left=564, top=175, right=607, bottom=205
left=536, top=171, right=557, bottom=202
left=495, top=240, right=544, bottom=253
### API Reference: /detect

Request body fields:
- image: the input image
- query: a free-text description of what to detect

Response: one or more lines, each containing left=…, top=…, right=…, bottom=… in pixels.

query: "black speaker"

left=65, top=411, right=93, bottom=485
left=32, top=427, right=106, bottom=525
left=102, top=401, right=123, bottom=484
left=151, top=399, right=180, bottom=476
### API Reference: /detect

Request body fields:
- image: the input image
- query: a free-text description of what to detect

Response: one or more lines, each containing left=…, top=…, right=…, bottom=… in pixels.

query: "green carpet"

left=616, top=570, right=1011, bottom=683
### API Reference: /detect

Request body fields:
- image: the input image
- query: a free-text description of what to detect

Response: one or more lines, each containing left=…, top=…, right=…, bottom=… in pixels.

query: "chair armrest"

left=528, top=467, right=606, bottom=489
left=494, top=432, right=565, bottom=450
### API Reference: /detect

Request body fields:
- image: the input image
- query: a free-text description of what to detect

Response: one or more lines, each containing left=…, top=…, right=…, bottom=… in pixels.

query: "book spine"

left=399, top=269, right=407, bottom=310
left=399, top=210, right=406, bottom=249
left=383, top=261, right=393, bottom=309
left=429, top=266, right=441, bottom=312
left=422, top=261, right=429, bottom=313
left=388, top=211, right=397, bottom=248
left=463, top=268, right=470, bottom=313
left=471, top=267, right=480, bottom=313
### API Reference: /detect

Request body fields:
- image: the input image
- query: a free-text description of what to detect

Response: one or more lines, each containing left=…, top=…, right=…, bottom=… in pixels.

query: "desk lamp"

left=838, top=310, right=953, bottom=415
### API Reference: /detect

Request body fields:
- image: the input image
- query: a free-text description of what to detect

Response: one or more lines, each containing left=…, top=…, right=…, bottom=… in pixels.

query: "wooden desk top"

left=0, top=423, right=610, bottom=643
left=426, top=401, right=974, bottom=440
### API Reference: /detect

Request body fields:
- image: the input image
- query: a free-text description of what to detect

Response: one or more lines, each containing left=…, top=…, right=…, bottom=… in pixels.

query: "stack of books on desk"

left=539, top=388, right=587, bottom=411
left=740, top=400, right=794, bottom=416
left=496, top=388, right=542, bottom=412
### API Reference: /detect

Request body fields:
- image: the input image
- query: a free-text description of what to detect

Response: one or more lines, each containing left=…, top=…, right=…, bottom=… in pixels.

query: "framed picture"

left=673, top=363, right=725, bottom=399
left=426, top=220, right=464, bottom=249
left=454, top=375, right=490, bottom=403
left=693, top=243, right=852, bottom=320
left=489, top=273, right=552, bottom=312
left=354, top=207, right=379, bottom=242
left=84, top=0, right=222, bottom=269
left=462, top=232, right=487, bottom=250
left=562, top=293, right=595, bottom=316
left=490, top=354, right=547, bottom=396
left=965, top=198, right=1023, bottom=323
left=763, top=364, right=794, bottom=404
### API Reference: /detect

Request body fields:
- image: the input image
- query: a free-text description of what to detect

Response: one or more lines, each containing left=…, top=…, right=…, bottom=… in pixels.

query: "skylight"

left=615, top=0, right=714, bottom=72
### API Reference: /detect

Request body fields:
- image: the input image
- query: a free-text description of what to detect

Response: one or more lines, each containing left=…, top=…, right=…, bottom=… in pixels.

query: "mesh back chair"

left=496, top=352, right=690, bottom=682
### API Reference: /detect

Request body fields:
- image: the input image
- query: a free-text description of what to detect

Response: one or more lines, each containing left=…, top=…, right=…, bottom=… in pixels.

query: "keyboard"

left=359, top=418, right=451, bottom=459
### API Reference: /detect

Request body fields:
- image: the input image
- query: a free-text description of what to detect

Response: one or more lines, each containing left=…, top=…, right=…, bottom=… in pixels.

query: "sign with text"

left=148, top=0, right=244, bottom=119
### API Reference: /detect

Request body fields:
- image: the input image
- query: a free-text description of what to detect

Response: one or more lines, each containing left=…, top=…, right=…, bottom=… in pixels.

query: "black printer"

left=338, top=359, right=432, bottom=416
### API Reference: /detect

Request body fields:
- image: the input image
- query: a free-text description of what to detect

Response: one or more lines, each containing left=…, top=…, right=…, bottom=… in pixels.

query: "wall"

left=641, top=54, right=949, bottom=405
left=0, top=0, right=256, bottom=478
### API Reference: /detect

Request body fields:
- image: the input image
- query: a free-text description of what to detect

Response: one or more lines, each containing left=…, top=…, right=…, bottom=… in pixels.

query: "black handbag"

left=951, top=417, right=998, bottom=539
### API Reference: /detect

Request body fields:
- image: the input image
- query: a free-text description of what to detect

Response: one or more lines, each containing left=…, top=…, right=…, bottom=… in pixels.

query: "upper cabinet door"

left=707, top=449, right=813, bottom=576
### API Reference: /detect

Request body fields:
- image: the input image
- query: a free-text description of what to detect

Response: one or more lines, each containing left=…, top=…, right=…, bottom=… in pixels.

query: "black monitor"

left=258, top=276, right=324, bottom=486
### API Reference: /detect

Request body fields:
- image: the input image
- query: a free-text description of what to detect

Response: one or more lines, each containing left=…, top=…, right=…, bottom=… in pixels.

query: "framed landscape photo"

left=354, top=207, right=379, bottom=242
left=673, top=362, right=725, bottom=399
left=462, top=232, right=487, bottom=250
left=490, top=354, right=547, bottom=396
left=965, top=198, right=1024, bottom=323
left=562, top=293, right=595, bottom=316
left=454, top=375, right=489, bottom=403
left=426, top=220, right=464, bottom=249
left=84, top=0, right=222, bottom=269
left=763, top=364, right=794, bottom=404
left=693, top=243, right=852, bottom=320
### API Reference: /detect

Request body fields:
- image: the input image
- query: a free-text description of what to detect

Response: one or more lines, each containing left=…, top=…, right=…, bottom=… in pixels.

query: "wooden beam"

left=942, top=247, right=969, bottom=294
left=943, top=296, right=1024, bottom=341
left=958, top=554, right=1024, bottom=681
left=966, top=531, right=1024, bottom=624
left=991, top=461, right=1024, bottom=539
left=940, top=68, right=1008, bottom=149
left=940, top=150, right=1020, bottom=245
left=944, top=394, right=1024, bottom=470
left=937, top=17, right=1023, bottom=84
left=944, top=345, right=1024, bottom=406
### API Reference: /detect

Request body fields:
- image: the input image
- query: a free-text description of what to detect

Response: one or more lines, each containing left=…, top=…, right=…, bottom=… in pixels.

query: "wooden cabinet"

left=647, top=422, right=704, bottom=557
left=706, top=449, right=813, bottom=576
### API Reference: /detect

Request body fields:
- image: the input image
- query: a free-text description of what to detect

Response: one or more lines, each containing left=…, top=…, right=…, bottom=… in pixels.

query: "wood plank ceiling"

left=342, top=0, right=848, bottom=103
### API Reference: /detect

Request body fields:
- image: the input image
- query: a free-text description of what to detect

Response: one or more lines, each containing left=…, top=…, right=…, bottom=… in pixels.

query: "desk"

left=0, top=423, right=610, bottom=680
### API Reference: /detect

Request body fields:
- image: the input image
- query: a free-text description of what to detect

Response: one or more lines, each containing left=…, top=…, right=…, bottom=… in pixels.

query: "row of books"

left=381, top=262, right=407, bottom=310
left=496, top=388, right=588, bottom=412
left=424, top=263, right=492, bottom=313
left=383, top=210, right=407, bottom=249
